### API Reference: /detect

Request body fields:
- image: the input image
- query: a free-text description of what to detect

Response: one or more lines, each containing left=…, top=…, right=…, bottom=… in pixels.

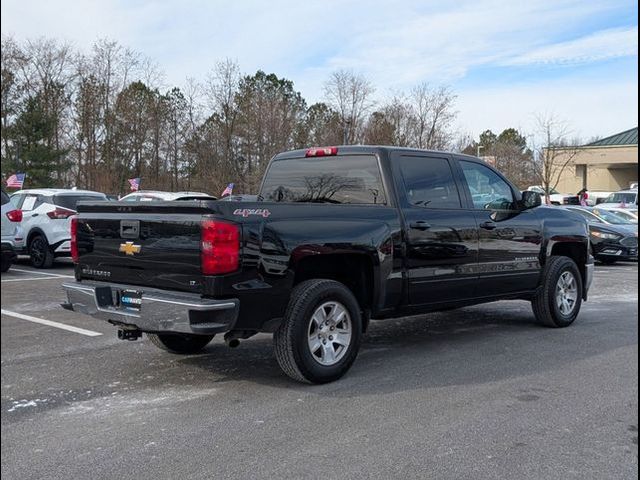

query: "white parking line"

left=0, top=309, right=102, bottom=337
left=2, top=277, right=68, bottom=283
left=9, top=268, right=75, bottom=279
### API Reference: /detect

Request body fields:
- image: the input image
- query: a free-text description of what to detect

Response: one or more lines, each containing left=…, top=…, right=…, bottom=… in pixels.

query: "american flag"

left=6, top=173, right=26, bottom=189
left=128, top=177, right=141, bottom=191
left=221, top=182, right=234, bottom=197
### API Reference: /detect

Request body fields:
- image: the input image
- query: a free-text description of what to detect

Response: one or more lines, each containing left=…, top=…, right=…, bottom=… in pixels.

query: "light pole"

left=343, top=119, right=351, bottom=145
left=476, top=144, right=484, bottom=158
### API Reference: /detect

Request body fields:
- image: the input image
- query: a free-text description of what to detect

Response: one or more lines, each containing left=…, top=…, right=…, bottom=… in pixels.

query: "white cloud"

left=503, top=26, right=638, bottom=66
left=2, top=0, right=633, bottom=88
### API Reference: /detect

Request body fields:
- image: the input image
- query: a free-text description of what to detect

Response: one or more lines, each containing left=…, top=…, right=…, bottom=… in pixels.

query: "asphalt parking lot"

left=1, top=259, right=637, bottom=480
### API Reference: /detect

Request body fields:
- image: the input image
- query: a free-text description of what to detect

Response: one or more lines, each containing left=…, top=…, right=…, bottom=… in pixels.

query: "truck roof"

left=273, top=145, right=480, bottom=162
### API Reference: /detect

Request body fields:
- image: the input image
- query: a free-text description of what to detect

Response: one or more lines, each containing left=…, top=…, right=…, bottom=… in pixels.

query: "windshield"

left=568, top=208, right=601, bottom=223
left=609, top=210, right=638, bottom=224
left=260, top=155, right=387, bottom=204
left=592, top=208, right=634, bottom=225
left=604, top=192, right=637, bottom=205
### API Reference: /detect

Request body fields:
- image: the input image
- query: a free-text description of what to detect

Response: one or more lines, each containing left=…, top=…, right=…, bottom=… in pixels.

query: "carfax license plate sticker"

left=119, top=289, right=143, bottom=311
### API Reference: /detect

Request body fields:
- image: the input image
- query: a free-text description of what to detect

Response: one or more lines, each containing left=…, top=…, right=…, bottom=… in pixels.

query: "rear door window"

left=260, top=155, right=387, bottom=205
left=397, top=156, right=461, bottom=208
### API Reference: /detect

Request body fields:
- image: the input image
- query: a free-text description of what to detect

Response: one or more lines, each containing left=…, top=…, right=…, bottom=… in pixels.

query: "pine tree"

left=6, top=93, right=69, bottom=187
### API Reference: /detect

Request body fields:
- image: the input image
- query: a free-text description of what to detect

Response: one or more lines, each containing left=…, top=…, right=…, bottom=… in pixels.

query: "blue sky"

left=1, top=0, right=637, bottom=141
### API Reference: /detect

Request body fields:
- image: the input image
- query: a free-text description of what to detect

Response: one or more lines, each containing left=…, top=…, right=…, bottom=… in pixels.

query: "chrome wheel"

left=555, top=271, right=578, bottom=316
left=30, top=237, right=46, bottom=266
left=307, top=301, right=352, bottom=366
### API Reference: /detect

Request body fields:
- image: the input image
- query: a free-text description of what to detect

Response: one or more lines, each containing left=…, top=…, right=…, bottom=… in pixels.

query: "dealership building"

left=554, top=127, right=638, bottom=194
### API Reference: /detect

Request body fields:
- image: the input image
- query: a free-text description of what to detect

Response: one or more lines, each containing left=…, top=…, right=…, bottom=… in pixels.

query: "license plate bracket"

left=119, top=289, right=143, bottom=311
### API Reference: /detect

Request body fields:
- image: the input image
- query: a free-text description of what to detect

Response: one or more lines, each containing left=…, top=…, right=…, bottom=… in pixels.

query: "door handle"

left=410, top=221, right=431, bottom=230
left=31, top=213, right=39, bottom=217
left=480, top=221, right=496, bottom=230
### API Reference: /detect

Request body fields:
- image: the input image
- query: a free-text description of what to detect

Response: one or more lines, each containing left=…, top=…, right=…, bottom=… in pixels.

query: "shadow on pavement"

left=178, top=299, right=637, bottom=395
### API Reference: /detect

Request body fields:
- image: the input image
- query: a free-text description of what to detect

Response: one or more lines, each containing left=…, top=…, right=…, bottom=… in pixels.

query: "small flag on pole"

left=6, top=173, right=26, bottom=189
left=221, top=182, right=234, bottom=197
left=128, top=177, right=141, bottom=191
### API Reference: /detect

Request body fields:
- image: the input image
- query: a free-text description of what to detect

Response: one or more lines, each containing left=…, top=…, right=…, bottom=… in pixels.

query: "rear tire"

left=532, top=256, right=583, bottom=328
left=274, top=279, right=362, bottom=384
left=147, top=333, right=214, bottom=354
left=29, top=235, right=54, bottom=269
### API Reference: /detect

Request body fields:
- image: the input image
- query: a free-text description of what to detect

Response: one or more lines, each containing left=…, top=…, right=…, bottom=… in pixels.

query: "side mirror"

left=520, top=190, right=541, bottom=209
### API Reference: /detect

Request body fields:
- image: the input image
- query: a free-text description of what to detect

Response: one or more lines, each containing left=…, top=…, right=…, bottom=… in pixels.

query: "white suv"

left=597, top=189, right=639, bottom=210
left=10, top=188, right=107, bottom=268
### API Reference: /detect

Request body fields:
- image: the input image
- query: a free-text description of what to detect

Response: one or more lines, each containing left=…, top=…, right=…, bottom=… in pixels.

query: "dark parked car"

left=62, top=146, right=594, bottom=383
left=564, top=206, right=638, bottom=264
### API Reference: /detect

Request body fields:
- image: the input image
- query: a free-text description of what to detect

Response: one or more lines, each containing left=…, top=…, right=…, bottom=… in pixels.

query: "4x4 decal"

left=233, top=208, right=271, bottom=218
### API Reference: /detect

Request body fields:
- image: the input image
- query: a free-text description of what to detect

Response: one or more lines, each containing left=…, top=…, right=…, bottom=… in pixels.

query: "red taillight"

left=201, top=219, right=240, bottom=275
left=6, top=209, right=22, bottom=222
left=305, top=146, right=338, bottom=157
left=70, top=216, right=79, bottom=263
left=47, top=207, right=76, bottom=219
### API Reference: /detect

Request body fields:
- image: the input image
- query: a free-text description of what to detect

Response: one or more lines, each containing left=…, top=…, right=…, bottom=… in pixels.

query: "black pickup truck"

left=63, top=146, right=594, bottom=383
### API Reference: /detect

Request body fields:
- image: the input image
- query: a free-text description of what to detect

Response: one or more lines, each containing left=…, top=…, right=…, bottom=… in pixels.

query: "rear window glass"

left=54, top=194, right=105, bottom=210
left=260, top=155, right=387, bottom=205
left=1, top=190, right=9, bottom=205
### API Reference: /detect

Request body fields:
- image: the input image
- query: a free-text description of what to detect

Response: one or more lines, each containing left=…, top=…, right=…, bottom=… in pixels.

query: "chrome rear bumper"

left=62, top=281, right=238, bottom=335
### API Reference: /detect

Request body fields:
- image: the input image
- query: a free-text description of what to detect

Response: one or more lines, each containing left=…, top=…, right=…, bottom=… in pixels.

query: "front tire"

left=29, top=235, right=54, bottom=269
left=274, top=279, right=362, bottom=384
left=532, top=256, right=583, bottom=328
left=147, top=333, right=214, bottom=354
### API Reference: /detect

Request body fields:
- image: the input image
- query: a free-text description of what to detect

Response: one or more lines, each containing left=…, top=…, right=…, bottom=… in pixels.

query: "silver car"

left=1, top=189, right=24, bottom=272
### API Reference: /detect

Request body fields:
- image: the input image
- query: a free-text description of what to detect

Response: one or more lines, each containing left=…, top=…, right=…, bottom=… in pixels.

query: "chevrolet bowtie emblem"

left=119, top=241, right=141, bottom=255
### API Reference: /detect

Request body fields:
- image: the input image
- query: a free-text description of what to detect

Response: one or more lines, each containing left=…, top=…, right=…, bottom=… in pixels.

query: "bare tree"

left=16, top=38, right=75, bottom=183
left=204, top=59, right=240, bottom=181
left=534, top=113, right=580, bottom=203
left=379, top=93, right=415, bottom=146
left=323, top=70, right=375, bottom=144
left=1, top=36, right=463, bottom=196
left=410, top=83, right=457, bottom=150
left=451, top=131, right=475, bottom=154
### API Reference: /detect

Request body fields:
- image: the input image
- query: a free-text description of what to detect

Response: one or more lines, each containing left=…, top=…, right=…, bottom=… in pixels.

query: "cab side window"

left=460, top=161, right=514, bottom=210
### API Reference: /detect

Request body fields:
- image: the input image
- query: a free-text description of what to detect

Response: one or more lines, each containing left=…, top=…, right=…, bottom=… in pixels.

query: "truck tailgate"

left=75, top=202, right=215, bottom=293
